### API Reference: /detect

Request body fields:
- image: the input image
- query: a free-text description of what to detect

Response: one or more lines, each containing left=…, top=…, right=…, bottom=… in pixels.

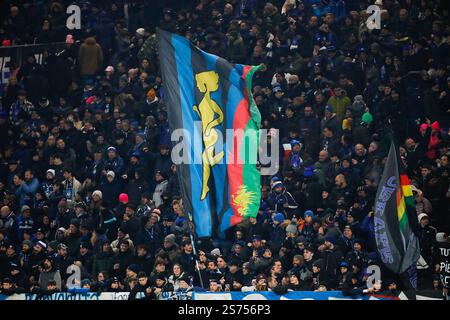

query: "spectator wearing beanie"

left=100, top=170, right=121, bottom=207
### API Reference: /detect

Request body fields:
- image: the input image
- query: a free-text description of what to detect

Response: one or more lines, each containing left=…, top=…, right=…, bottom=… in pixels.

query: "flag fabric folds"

left=374, top=142, right=420, bottom=275
left=157, top=28, right=261, bottom=238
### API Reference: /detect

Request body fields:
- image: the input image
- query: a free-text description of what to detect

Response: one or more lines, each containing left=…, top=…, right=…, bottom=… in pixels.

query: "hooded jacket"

left=79, top=37, right=104, bottom=75
left=38, top=267, right=62, bottom=291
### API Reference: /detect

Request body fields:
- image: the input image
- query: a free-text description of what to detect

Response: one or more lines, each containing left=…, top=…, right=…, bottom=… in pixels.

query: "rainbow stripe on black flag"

left=157, top=28, right=261, bottom=238
left=374, top=142, right=420, bottom=285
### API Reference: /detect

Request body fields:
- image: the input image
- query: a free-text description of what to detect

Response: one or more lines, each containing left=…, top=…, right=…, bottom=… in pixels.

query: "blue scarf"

left=291, top=152, right=303, bottom=170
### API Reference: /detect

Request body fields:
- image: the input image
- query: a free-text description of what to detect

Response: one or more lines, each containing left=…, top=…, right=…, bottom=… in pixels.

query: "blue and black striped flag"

left=157, top=28, right=261, bottom=238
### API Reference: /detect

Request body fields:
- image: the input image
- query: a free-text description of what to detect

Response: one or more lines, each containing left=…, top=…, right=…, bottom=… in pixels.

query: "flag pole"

left=185, top=210, right=205, bottom=289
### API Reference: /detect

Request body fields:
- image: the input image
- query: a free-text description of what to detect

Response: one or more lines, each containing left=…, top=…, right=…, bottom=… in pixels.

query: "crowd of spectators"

left=0, top=0, right=449, bottom=299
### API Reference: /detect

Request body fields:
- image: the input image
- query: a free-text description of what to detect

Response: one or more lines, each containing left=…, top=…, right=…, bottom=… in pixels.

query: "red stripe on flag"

left=228, top=98, right=250, bottom=220
left=227, top=65, right=253, bottom=225
left=400, top=174, right=410, bottom=186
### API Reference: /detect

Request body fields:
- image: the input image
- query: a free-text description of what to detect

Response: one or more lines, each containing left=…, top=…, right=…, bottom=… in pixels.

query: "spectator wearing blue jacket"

left=14, top=169, right=39, bottom=207
left=360, top=211, right=376, bottom=252
left=267, top=181, right=298, bottom=219
left=104, top=147, right=125, bottom=176
left=16, top=205, right=34, bottom=242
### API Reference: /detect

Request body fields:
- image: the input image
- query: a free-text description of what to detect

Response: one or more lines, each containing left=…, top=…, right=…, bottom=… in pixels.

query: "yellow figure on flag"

left=232, top=185, right=258, bottom=217
left=193, top=71, right=224, bottom=200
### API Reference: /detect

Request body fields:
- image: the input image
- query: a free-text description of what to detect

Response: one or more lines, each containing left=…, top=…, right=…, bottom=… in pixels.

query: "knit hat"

left=251, top=234, right=262, bottom=242
left=324, top=235, right=336, bottom=245
left=46, top=169, right=56, bottom=177
left=270, top=176, right=280, bottom=183
left=361, top=112, right=373, bottom=125
left=273, top=212, right=285, bottom=225
left=70, top=218, right=80, bottom=228
left=419, top=123, right=428, bottom=133
left=418, top=213, right=429, bottom=222
left=136, top=28, right=145, bottom=36
left=92, top=190, right=103, bottom=199
left=36, top=241, right=47, bottom=250
left=285, top=223, right=298, bottom=235
left=65, top=34, right=74, bottom=44
left=164, top=234, right=176, bottom=245
left=354, top=95, right=364, bottom=103
left=105, top=65, right=114, bottom=72
left=431, top=121, right=440, bottom=131
left=106, top=171, right=115, bottom=179
left=119, top=193, right=129, bottom=204
left=22, top=240, right=33, bottom=248
left=136, top=132, right=146, bottom=140
left=21, top=205, right=31, bottom=213
left=107, top=146, right=117, bottom=153
left=127, top=264, right=140, bottom=274
left=325, top=105, right=333, bottom=113
left=313, top=259, right=324, bottom=269
left=210, top=248, right=221, bottom=257
left=48, top=240, right=59, bottom=251
left=272, top=181, right=284, bottom=190
left=303, top=210, right=314, bottom=218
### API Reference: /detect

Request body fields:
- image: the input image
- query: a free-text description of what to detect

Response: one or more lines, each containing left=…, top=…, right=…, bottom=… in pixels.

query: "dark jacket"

left=319, top=247, right=344, bottom=289
left=79, top=37, right=104, bottom=76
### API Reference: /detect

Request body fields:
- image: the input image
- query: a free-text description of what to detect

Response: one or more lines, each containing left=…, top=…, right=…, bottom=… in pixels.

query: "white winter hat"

left=92, top=190, right=103, bottom=199
left=417, top=213, right=429, bottom=222
left=106, top=170, right=115, bottom=179
left=46, top=169, right=56, bottom=177
left=136, top=28, right=145, bottom=36
left=210, top=248, right=221, bottom=257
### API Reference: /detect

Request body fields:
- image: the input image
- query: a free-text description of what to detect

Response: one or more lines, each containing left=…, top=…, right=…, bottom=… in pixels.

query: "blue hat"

left=273, top=212, right=285, bottom=224
left=325, top=105, right=333, bottom=113
left=252, top=234, right=262, bottom=241
left=234, top=240, right=246, bottom=247
left=107, top=146, right=117, bottom=153
left=131, top=152, right=141, bottom=158
left=303, top=210, right=314, bottom=218
left=127, top=264, right=141, bottom=274
left=324, top=235, right=336, bottom=245
left=136, top=132, right=146, bottom=139
left=273, top=84, right=282, bottom=93
left=272, top=181, right=284, bottom=190
left=327, top=45, right=336, bottom=51
left=270, top=176, right=280, bottom=182
left=290, top=139, right=301, bottom=146
left=80, top=279, right=92, bottom=287
left=340, top=262, right=349, bottom=268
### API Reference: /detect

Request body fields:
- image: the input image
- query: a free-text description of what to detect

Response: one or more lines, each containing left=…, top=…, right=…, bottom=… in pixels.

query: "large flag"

left=374, top=142, right=420, bottom=277
left=157, top=28, right=261, bottom=238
